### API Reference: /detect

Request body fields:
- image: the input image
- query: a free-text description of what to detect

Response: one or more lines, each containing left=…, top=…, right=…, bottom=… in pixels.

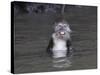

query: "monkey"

left=47, top=18, right=73, bottom=58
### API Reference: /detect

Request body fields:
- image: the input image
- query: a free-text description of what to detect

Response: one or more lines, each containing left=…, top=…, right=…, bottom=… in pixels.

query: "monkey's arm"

left=66, top=39, right=73, bottom=57
left=67, top=39, right=72, bottom=47
left=46, top=38, right=53, bottom=55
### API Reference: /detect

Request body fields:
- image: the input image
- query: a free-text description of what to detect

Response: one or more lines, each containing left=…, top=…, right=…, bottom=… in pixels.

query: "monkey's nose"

left=60, top=27, right=64, bottom=30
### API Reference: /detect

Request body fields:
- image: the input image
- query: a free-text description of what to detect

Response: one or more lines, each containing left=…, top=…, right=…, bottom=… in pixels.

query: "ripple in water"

left=52, top=57, right=72, bottom=68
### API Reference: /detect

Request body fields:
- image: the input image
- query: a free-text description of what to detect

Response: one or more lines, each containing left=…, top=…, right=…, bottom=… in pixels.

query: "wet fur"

left=47, top=38, right=72, bottom=57
left=47, top=19, right=72, bottom=57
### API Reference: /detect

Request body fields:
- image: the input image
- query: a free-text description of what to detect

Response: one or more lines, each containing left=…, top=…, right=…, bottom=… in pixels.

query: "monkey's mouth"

left=59, top=31, right=65, bottom=35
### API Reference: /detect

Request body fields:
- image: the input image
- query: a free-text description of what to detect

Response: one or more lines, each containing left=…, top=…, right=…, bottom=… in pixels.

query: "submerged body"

left=52, top=32, right=69, bottom=58
left=47, top=19, right=73, bottom=68
left=47, top=19, right=72, bottom=58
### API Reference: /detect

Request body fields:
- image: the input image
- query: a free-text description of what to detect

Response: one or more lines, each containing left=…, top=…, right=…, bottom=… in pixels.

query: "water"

left=13, top=7, right=97, bottom=74
left=52, top=57, right=72, bottom=68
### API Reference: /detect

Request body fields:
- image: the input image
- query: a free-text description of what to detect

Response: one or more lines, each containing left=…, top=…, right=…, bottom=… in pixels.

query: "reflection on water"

left=52, top=57, right=72, bottom=68
left=52, top=50, right=72, bottom=68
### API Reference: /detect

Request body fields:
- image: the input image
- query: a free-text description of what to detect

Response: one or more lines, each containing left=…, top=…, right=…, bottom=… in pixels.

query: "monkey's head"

left=54, top=20, right=72, bottom=34
left=53, top=20, right=72, bottom=40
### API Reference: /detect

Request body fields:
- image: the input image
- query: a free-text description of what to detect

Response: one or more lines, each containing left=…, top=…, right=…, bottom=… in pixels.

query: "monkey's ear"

left=67, top=25, right=72, bottom=33
left=53, top=22, right=58, bottom=31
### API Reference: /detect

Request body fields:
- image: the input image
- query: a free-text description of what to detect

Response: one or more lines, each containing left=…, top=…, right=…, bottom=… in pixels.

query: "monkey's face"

left=54, top=22, right=71, bottom=33
left=55, top=31, right=68, bottom=40
left=54, top=22, right=71, bottom=40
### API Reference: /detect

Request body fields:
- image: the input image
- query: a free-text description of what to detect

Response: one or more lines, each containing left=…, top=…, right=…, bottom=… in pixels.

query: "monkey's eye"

left=59, top=25, right=62, bottom=27
left=58, top=25, right=62, bottom=27
left=64, top=25, right=67, bottom=27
